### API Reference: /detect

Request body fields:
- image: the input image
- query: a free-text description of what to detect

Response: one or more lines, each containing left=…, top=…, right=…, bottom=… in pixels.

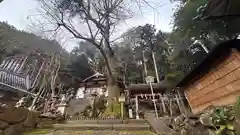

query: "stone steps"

left=53, top=123, right=151, bottom=131
left=145, top=113, right=177, bottom=135
left=66, top=119, right=148, bottom=124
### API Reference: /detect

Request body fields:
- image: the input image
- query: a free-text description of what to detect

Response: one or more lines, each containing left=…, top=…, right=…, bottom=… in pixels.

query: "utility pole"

left=152, top=51, right=160, bottom=83
left=146, top=76, right=158, bottom=118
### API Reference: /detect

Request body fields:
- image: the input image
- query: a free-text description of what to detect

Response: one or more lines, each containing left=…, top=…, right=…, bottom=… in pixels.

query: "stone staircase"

left=145, top=112, right=177, bottom=135
left=53, top=119, right=152, bottom=131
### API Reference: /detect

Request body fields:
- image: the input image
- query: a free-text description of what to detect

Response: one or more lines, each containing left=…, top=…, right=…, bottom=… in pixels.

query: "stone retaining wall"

left=0, top=107, right=64, bottom=135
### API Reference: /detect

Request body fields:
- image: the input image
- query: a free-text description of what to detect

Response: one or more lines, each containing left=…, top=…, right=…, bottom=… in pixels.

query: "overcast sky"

left=0, top=0, right=177, bottom=51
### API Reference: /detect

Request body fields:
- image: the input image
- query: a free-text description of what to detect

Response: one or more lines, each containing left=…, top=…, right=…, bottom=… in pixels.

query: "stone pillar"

left=57, top=103, right=68, bottom=116
left=129, top=108, right=133, bottom=119
left=135, top=95, right=139, bottom=119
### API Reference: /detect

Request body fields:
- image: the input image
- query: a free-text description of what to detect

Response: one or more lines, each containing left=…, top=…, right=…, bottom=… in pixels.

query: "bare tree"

left=34, top=0, right=160, bottom=105
left=34, top=0, right=126, bottom=103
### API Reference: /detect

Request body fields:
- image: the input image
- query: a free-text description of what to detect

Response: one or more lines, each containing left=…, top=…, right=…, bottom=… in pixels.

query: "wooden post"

left=158, top=94, right=162, bottom=115
left=177, top=90, right=187, bottom=114
left=135, top=95, right=139, bottom=119
left=175, top=94, right=182, bottom=113
left=169, top=99, right=173, bottom=117
left=160, top=93, right=166, bottom=114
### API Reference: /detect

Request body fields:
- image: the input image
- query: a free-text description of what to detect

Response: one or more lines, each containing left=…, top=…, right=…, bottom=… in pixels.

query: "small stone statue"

left=15, top=97, right=27, bottom=108
left=60, top=94, right=67, bottom=104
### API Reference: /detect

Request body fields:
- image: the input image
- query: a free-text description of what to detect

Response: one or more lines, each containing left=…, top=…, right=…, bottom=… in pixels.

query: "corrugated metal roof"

left=0, top=70, right=29, bottom=90
left=0, top=55, right=36, bottom=95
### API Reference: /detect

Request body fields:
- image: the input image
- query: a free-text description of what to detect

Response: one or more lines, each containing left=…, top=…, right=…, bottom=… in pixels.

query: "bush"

left=210, top=107, right=235, bottom=135
left=234, top=96, right=240, bottom=120
left=234, top=96, right=240, bottom=135
left=166, top=72, right=183, bottom=82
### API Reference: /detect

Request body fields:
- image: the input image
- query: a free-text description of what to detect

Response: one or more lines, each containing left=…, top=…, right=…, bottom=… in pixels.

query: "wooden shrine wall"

left=184, top=49, right=240, bottom=114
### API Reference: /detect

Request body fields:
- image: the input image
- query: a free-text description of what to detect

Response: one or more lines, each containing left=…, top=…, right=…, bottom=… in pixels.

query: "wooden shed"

left=177, top=39, right=240, bottom=114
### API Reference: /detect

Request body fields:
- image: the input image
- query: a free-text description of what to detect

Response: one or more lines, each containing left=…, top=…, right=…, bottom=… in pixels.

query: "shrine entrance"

left=125, top=83, right=188, bottom=119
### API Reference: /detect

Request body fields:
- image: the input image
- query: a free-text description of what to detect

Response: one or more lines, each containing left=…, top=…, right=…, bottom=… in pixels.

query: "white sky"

left=0, top=0, right=177, bottom=51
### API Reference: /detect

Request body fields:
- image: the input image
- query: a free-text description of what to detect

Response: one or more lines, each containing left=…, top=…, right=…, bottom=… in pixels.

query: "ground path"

left=54, top=130, right=156, bottom=135
left=26, top=130, right=156, bottom=135
left=26, top=113, right=170, bottom=135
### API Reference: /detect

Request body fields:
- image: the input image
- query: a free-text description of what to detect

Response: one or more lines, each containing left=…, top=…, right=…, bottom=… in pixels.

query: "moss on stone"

left=103, top=102, right=121, bottom=118
left=24, top=129, right=53, bottom=135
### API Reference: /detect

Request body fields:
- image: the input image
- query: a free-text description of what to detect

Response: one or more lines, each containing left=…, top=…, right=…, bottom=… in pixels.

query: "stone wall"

left=184, top=49, right=240, bottom=114
left=0, top=106, right=64, bottom=135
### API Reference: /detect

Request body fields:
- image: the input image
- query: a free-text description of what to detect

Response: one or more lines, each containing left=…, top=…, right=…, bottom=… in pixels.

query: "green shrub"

left=24, top=129, right=52, bottom=135
left=234, top=96, right=240, bottom=120
left=234, top=96, right=240, bottom=135
left=166, top=72, right=182, bottom=81
left=210, top=107, right=235, bottom=135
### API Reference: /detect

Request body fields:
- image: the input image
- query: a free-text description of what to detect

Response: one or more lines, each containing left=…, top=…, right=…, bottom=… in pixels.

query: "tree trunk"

left=95, top=12, right=122, bottom=107
left=123, top=63, right=127, bottom=85
left=106, top=56, right=121, bottom=104
left=96, top=35, right=121, bottom=105
left=142, top=51, right=148, bottom=82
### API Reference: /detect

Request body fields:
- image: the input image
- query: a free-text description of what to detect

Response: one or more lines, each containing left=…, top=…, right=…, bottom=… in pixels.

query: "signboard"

left=145, top=76, right=155, bottom=83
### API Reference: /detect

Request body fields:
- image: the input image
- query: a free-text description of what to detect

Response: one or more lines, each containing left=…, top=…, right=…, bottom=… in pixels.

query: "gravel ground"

left=52, top=130, right=157, bottom=135
left=25, top=129, right=157, bottom=135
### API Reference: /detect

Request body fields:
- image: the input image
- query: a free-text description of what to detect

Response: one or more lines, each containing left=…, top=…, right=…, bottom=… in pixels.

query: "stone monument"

left=57, top=94, right=68, bottom=116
